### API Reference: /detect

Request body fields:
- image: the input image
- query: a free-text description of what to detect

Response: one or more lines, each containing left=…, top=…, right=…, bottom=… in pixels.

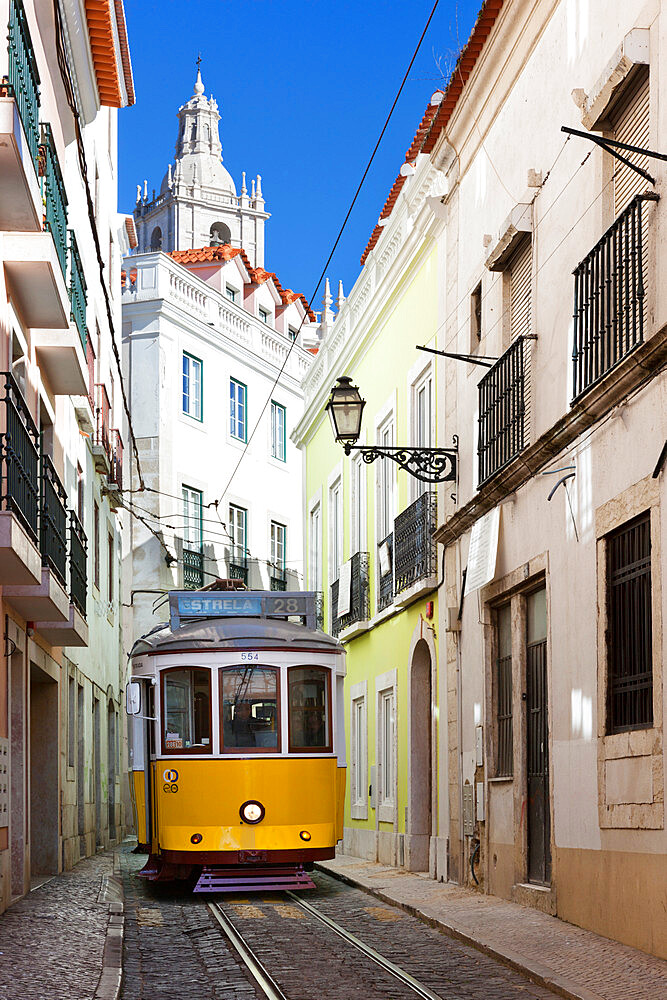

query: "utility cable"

left=207, top=0, right=443, bottom=510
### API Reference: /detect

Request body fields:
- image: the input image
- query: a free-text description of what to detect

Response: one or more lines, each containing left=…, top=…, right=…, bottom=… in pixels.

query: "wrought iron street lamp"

left=325, top=376, right=457, bottom=484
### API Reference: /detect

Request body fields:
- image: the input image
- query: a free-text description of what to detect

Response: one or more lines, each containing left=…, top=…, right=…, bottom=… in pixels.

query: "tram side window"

left=220, top=667, right=279, bottom=752
left=162, top=668, right=211, bottom=753
left=288, top=666, right=331, bottom=751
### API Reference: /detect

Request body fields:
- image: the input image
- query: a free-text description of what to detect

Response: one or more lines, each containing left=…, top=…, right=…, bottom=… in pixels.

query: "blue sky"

left=119, top=0, right=479, bottom=309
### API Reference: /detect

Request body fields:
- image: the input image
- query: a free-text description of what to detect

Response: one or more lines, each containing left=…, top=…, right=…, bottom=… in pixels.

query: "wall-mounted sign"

left=168, top=590, right=320, bottom=632
left=465, top=506, right=501, bottom=594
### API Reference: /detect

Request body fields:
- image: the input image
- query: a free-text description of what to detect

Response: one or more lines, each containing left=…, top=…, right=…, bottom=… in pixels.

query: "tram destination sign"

left=169, top=590, right=319, bottom=631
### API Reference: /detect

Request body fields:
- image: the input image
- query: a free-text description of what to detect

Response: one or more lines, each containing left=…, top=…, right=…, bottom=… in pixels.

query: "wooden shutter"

left=613, top=75, right=650, bottom=216
left=509, top=237, right=532, bottom=342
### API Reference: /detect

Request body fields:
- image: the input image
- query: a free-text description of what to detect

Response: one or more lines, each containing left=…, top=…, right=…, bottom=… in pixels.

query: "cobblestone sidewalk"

left=318, top=856, right=666, bottom=1000
left=0, top=851, right=121, bottom=1000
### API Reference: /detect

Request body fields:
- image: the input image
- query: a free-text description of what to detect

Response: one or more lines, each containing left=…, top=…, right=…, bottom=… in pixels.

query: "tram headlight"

left=240, top=800, right=265, bottom=824
left=299, top=830, right=311, bottom=841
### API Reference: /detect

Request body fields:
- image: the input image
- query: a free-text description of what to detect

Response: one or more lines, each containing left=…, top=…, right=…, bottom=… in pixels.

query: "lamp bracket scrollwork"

left=343, top=438, right=458, bottom=484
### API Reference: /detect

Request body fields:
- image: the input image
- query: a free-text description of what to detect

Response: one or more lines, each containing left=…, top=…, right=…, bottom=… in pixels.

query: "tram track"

left=208, top=891, right=445, bottom=1000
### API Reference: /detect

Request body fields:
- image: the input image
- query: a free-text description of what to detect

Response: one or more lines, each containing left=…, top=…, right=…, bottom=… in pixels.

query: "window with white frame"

left=270, top=401, right=286, bottom=461
left=412, top=369, right=433, bottom=498
left=376, top=671, right=396, bottom=823
left=182, top=352, right=202, bottom=420
left=229, top=504, right=247, bottom=565
left=182, top=486, right=202, bottom=550
left=230, top=378, right=247, bottom=441
left=377, top=417, right=394, bottom=540
left=329, top=477, right=343, bottom=583
left=309, top=502, right=321, bottom=591
left=351, top=454, right=366, bottom=555
left=270, top=520, right=286, bottom=571
left=288, top=327, right=298, bottom=342
left=259, top=307, right=270, bottom=324
left=350, top=681, right=368, bottom=820
left=226, top=285, right=238, bottom=303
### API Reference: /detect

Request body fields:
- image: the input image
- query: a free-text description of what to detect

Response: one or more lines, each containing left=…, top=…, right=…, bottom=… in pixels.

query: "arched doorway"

left=406, top=634, right=434, bottom=872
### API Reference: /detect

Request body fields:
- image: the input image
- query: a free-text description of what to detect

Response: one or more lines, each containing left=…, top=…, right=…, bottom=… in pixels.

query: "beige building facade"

left=336, top=0, right=666, bottom=958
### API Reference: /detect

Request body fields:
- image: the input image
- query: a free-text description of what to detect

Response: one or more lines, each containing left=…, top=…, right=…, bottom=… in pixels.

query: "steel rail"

left=208, top=902, right=289, bottom=1000
left=285, top=891, right=444, bottom=1000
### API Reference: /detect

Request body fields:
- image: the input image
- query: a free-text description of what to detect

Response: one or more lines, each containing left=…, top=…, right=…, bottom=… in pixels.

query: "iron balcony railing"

left=69, top=231, right=87, bottom=350
left=86, top=336, right=96, bottom=411
left=229, top=548, right=248, bottom=587
left=40, top=454, right=67, bottom=586
left=40, top=123, right=68, bottom=277
left=69, top=512, right=87, bottom=616
left=270, top=565, right=287, bottom=591
left=478, top=336, right=528, bottom=487
left=572, top=192, right=659, bottom=401
left=330, top=551, right=370, bottom=638
left=394, top=492, right=437, bottom=594
left=0, top=372, right=39, bottom=540
left=108, top=429, right=123, bottom=490
left=377, top=532, right=394, bottom=611
left=94, top=383, right=110, bottom=459
left=183, top=547, right=204, bottom=589
left=8, top=0, right=40, bottom=171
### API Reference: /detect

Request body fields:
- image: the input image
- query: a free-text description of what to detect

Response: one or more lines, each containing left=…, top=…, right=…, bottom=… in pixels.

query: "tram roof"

left=130, top=616, right=342, bottom=657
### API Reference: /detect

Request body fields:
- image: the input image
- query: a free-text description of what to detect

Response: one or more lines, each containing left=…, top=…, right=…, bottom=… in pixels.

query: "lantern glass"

left=326, top=376, right=365, bottom=445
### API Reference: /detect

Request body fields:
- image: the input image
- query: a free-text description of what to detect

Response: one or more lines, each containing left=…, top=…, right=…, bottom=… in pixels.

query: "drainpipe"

left=456, top=538, right=465, bottom=883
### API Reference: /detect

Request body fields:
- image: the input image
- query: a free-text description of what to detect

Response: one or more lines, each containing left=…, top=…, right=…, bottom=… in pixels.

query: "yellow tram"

left=126, top=588, right=346, bottom=892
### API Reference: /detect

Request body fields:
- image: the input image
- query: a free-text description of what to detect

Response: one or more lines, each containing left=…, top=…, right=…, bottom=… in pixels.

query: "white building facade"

left=122, top=72, right=317, bottom=643
left=0, top=0, right=134, bottom=910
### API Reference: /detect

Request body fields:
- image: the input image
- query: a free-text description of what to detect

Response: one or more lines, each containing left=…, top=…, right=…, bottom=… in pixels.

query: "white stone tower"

left=133, top=64, right=269, bottom=266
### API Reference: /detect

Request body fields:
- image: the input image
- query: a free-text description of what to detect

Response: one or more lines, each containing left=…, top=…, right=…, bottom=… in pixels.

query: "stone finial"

left=136, top=184, right=141, bottom=203
left=251, top=178, right=256, bottom=199
left=256, top=174, right=263, bottom=198
left=143, top=179, right=148, bottom=201
left=323, top=277, right=332, bottom=311
left=336, top=279, right=345, bottom=312
left=167, top=163, right=173, bottom=187
left=241, top=171, right=247, bottom=195
left=193, top=63, right=205, bottom=97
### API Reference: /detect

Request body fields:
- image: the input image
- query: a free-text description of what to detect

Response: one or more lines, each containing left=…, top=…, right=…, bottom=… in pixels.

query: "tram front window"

left=162, top=668, right=211, bottom=753
left=221, top=667, right=279, bottom=752
left=288, top=666, right=331, bottom=751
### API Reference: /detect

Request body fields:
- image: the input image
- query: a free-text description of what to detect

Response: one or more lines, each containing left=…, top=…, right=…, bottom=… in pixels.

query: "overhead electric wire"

left=52, top=0, right=144, bottom=489
left=207, top=0, right=443, bottom=511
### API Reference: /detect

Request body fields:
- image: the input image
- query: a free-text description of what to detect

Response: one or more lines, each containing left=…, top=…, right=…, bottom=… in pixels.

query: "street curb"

left=315, top=863, right=604, bottom=1000
left=93, top=853, right=125, bottom=1000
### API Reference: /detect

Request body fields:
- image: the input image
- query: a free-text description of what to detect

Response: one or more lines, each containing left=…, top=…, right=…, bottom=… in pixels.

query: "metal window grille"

left=69, top=512, right=87, bottom=616
left=496, top=652, right=513, bottom=776
left=572, top=192, right=658, bottom=401
left=607, top=512, right=652, bottom=733
left=478, top=336, right=528, bottom=486
left=330, top=551, right=370, bottom=637
left=377, top=532, right=394, bottom=611
left=394, top=492, right=437, bottom=594
left=69, top=231, right=87, bottom=350
left=40, top=454, right=68, bottom=585
left=40, top=124, right=68, bottom=277
left=0, top=371, right=39, bottom=540
left=8, top=0, right=40, bottom=171
left=183, top=547, right=204, bottom=589
left=526, top=636, right=550, bottom=884
left=270, top=566, right=287, bottom=591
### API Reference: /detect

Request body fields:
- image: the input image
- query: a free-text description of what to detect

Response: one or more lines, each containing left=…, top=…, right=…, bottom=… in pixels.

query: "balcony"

left=377, top=532, right=394, bottom=612
left=229, top=548, right=248, bottom=587
left=34, top=514, right=88, bottom=647
left=68, top=231, right=87, bottom=350
left=93, top=383, right=111, bottom=473
left=0, top=0, right=43, bottom=232
left=105, top=430, right=123, bottom=509
left=72, top=336, right=96, bottom=433
left=40, top=124, right=67, bottom=276
left=40, top=455, right=67, bottom=587
left=394, top=492, right=437, bottom=599
left=572, top=192, right=659, bottom=401
left=270, top=565, right=287, bottom=591
left=0, top=371, right=40, bottom=584
left=183, top=547, right=204, bottom=589
left=330, top=551, right=369, bottom=638
left=478, top=336, right=528, bottom=487
left=0, top=1, right=41, bottom=230
left=2, top=230, right=70, bottom=330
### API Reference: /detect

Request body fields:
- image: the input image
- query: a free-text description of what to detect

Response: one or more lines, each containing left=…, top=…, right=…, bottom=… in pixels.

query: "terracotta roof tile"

left=360, top=0, right=504, bottom=265
left=168, top=245, right=315, bottom=321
